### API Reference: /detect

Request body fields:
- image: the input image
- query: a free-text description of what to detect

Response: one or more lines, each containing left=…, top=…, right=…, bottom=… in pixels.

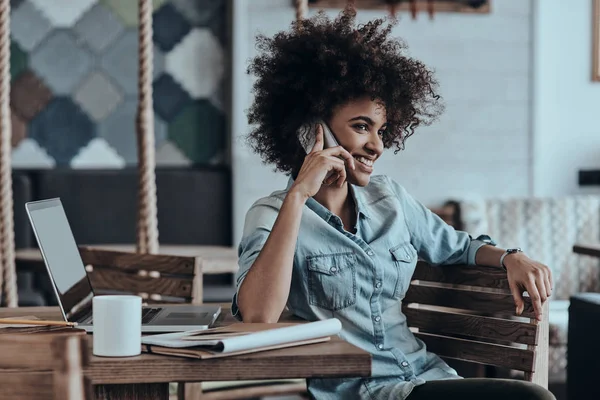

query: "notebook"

left=0, top=316, right=87, bottom=335
left=141, top=318, right=342, bottom=359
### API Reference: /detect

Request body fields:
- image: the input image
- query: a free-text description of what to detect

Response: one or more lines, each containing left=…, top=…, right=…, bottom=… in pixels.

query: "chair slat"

left=403, top=306, right=538, bottom=345
left=201, top=381, right=307, bottom=400
left=88, top=267, right=193, bottom=299
left=529, top=300, right=549, bottom=388
left=412, top=262, right=510, bottom=290
left=404, top=284, right=535, bottom=318
left=414, top=332, right=536, bottom=372
left=79, top=247, right=197, bottom=275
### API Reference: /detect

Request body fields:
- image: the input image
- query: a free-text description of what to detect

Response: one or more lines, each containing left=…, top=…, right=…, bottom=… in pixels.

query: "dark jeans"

left=408, top=378, right=556, bottom=400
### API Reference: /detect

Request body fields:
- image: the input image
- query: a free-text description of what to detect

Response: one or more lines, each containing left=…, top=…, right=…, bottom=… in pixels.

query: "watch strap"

left=500, top=248, right=522, bottom=271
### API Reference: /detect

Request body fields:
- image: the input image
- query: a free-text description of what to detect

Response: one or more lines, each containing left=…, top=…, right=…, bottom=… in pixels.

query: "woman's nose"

left=365, top=132, right=384, bottom=155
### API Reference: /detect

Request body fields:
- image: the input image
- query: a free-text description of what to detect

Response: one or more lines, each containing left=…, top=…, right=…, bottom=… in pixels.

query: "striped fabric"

left=459, top=195, right=600, bottom=300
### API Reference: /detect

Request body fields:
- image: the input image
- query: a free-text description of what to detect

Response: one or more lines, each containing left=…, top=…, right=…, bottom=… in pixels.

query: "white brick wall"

left=231, top=0, right=534, bottom=244
left=532, top=0, right=600, bottom=197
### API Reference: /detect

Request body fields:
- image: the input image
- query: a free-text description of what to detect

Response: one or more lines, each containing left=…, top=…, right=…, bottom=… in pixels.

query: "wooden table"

left=0, top=306, right=371, bottom=399
left=573, top=243, right=600, bottom=258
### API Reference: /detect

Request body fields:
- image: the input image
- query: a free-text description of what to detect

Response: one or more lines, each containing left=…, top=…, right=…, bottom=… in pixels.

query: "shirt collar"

left=350, top=184, right=372, bottom=220
left=285, top=177, right=371, bottom=221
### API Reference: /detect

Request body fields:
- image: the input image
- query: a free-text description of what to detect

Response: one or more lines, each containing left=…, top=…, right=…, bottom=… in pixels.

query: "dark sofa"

left=10, top=167, right=233, bottom=306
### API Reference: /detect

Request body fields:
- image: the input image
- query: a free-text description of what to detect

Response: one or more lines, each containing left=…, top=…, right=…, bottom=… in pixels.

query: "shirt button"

left=374, top=316, right=381, bottom=322
left=375, top=281, right=382, bottom=289
left=401, top=361, right=409, bottom=367
left=377, top=344, right=384, bottom=350
left=330, top=266, right=337, bottom=273
left=367, top=250, right=374, bottom=256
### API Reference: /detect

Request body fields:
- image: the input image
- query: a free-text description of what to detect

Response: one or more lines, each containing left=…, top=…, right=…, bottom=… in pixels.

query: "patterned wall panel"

left=9, top=0, right=228, bottom=168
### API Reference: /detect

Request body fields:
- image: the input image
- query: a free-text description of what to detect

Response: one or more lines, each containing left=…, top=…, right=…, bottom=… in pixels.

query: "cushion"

left=567, top=293, right=600, bottom=400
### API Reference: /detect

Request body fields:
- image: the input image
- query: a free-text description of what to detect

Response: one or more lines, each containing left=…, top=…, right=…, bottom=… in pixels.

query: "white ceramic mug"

left=92, top=295, right=142, bottom=357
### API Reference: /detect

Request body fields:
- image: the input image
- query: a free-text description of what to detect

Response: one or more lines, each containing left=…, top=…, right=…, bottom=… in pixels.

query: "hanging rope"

left=136, top=0, right=159, bottom=254
left=0, top=0, right=16, bottom=307
left=295, top=0, right=308, bottom=20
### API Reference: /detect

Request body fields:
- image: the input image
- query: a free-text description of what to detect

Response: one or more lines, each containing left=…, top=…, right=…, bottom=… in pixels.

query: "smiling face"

left=326, top=97, right=386, bottom=187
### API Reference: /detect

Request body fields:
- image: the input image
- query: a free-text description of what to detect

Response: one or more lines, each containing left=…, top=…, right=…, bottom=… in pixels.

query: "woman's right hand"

left=290, top=124, right=355, bottom=199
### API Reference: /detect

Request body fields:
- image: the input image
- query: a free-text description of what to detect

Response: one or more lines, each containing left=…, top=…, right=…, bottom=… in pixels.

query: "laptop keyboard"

left=80, top=307, right=161, bottom=324
left=141, top=307, right=161, bottom=324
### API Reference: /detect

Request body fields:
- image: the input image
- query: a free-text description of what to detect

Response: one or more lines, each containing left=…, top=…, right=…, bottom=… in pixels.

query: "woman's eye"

left=353, top=124, right=368, bottom=131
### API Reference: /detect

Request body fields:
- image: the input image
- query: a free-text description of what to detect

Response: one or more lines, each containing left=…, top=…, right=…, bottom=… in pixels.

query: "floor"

left=549, top=383, right=566, bottom=400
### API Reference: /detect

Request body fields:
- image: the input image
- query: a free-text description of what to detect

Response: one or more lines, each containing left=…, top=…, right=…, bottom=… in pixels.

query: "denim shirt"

left=232, top=175, right=487, bottom=400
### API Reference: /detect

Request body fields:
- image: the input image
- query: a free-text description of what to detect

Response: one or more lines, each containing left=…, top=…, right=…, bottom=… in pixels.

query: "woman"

left=232, top=6, right=555, bottom=400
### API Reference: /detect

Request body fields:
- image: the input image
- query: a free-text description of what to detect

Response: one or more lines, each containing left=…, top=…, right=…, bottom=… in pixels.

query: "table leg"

left=179, top=382, right=203, bottom=399
left=94, top=383, right=169, bottom=400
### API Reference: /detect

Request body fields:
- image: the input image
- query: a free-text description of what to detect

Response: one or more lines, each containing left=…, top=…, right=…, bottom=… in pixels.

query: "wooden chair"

left=405, top=261, right=549, bottom=388
left=77, top=246, right=205, bottom=399
left=0, top=334, right=91, bottom=400
left=78, top=246, right=203, bottom=305
left=78, top=247, right=305, bottom=400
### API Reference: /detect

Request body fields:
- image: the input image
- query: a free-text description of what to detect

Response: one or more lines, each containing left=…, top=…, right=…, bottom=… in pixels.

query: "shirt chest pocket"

left=307, top=252, right=357, bottom=311
left=390, top=242, right=418, bottom=299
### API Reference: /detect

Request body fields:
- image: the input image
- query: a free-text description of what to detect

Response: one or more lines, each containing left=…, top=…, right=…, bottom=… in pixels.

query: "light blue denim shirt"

left=232, top=175, right=487, bottom=399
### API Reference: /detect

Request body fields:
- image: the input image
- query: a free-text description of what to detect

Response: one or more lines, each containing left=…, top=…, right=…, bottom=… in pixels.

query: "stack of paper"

left=0, top=316, right=85, bottom=335
left=141, top=318, right=342, bottom=359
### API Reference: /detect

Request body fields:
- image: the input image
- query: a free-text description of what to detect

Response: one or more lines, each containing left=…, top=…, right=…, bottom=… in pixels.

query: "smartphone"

left=297, top=120, right=340, bottom=154
left=297, top=120, right=345, bottom=184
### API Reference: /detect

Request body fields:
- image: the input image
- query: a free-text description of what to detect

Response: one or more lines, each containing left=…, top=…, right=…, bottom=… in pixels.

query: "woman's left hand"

left=504, top=253, right=553, bottom=321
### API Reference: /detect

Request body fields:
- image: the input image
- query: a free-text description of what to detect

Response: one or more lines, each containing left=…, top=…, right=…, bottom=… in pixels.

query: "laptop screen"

left=26, top=199, right=93, bottom=321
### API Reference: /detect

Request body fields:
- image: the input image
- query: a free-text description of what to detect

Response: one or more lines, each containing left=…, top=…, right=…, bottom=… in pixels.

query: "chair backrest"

left=405, top=262, right=549, bottom=388
left=78, top=247, right=202, bottom=304
left=0, top=334, right=91, bottom=400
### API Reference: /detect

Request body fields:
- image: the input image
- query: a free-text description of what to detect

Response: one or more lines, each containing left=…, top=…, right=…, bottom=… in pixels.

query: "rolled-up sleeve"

left=231, top=201, right=280, bottom=321
left=388, top=176, right=487, bottom=266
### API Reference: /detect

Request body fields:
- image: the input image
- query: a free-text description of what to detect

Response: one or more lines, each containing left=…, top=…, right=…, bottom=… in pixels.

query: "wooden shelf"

left=307, top=0, right=490, bottom=14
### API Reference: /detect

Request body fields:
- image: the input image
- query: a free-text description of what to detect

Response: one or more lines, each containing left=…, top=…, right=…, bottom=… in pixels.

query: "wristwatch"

left=500, top=248, right=523, bottom=271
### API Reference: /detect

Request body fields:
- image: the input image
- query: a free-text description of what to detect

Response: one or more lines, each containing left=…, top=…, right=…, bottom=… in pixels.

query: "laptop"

left=25, top=198, right=221, bottom=333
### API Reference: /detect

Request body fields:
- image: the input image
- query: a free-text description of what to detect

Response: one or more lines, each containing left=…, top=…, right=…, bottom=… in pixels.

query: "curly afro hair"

left=245, top=5, right=443, bottom=176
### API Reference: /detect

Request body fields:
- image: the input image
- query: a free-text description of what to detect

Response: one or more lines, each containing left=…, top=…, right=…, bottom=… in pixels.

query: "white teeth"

left=354, top=156, right=374, bottom=167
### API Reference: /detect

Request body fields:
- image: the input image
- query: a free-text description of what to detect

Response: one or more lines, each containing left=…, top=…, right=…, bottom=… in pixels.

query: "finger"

left=546, top=266, right=553, bottom=291
left=525, top=279, right=543, bottom=321
left=310, top=124, right=324, bottom=153
left=542, top=268, right=552, bottom=298
left=325, top=157, right=346, bottom=186
left=509, top=281, right=525, bottom=316
left=544, top=275, right=552, bottom=298
left=323, top=172, right=339, bottom=186
left=536, top=273, right=548, bottom=303
left=335, top=165, right=347, bottom=187
left=323, top=145, right=355, bottom=170
left=319, top=156, right=344, bottom=184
